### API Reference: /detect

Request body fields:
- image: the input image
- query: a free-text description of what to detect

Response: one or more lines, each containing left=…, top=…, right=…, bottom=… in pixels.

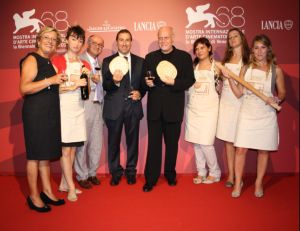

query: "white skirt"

left=60, top=92, right=87, bottom=143
left=234, top=97, right=279, bottom=151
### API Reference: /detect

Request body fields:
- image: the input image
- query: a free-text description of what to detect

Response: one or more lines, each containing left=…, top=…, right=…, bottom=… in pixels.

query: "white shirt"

left=86, top=52, right=103, bottom=102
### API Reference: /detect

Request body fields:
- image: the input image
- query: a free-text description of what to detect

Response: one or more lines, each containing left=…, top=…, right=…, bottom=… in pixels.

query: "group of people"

left=185, top=28, right=285, bottom=200
left=20, top=24, right=285, bottom=213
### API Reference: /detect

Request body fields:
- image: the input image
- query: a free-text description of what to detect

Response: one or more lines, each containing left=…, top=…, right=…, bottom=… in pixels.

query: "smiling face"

left=252, top=41, right=268, bottom=62
left=116, top=32, right=132, bottom=55
left=195, top=42, right=211, bottom=61
left=158, top=26, right=174, bottom=54
left=37, top=31, right=58, bottom=56
left=88, top=35, right=104, bottom=58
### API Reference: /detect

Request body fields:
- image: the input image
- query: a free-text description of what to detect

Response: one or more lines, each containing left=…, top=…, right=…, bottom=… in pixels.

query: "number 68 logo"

left=216, top=6, right=245, bottom=28
left=41, top=11, right=70, bottom=31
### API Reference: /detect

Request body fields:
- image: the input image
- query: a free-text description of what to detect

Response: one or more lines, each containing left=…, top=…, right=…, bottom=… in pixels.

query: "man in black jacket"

left=102, top=29, right=145, bottom=186
left=143, top=26, right=195, bottom=192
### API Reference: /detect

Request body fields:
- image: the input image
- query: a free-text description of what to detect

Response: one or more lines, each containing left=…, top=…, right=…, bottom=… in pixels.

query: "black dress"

left=21, top=52, right=62, bottom=160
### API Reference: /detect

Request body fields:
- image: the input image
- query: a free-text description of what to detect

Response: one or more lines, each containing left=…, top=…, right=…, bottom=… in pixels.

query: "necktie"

left=123, top=56, right=131, bottom=87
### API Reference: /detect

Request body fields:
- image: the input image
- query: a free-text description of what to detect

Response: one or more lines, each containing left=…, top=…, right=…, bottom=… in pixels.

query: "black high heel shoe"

left=40, top=192, right=65, bottom=206
left=27, top=196, right=51, bottom=212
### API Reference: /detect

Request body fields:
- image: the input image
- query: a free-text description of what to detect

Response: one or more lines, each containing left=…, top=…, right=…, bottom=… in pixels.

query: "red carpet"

left=0, top=174, right=298, bottom=231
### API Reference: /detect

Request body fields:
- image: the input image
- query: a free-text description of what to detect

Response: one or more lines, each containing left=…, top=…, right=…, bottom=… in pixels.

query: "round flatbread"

left=109, top=56, right=129, bottom=75
left=156, top=60, right=177, bottom=81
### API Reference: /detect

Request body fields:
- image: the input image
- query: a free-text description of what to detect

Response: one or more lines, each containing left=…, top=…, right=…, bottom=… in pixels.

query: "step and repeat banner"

left=0, top=0, right=299, bottom=174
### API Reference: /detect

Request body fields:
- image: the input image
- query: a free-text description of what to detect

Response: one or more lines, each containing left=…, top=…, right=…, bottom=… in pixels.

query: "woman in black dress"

left=20, top=26, right=67, bottom=212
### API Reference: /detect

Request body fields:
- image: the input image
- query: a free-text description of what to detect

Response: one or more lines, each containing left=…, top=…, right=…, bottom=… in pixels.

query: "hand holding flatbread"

left=109, top=56, right=129, bottom=76
left=156, top=60, right=177, bottom=83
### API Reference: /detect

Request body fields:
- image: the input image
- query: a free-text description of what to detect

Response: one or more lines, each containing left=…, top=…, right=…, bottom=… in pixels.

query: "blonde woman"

left=20, top=26, right=66, bottom=212
left=229, top=34, right=286, bottom=198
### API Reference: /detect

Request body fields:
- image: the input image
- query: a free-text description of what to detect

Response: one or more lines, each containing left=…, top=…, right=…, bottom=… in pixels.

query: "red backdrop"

left=0, top=0, right=298, bottom=174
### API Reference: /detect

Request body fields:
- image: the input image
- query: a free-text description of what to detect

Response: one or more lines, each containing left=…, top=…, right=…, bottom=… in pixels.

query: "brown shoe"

left=78, top=180, right=92, bottom=189
left=88, top=176, right=100, bottom=185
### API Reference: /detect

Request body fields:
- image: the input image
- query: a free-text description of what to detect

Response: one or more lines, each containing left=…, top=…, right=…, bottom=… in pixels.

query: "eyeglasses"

left=41, top=36, right=58, bottom=43
left=91, top=42, right=104, bottom=48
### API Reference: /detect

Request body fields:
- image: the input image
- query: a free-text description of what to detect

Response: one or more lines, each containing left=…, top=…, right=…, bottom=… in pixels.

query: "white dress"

left=185, top=63, right=219, bottom=145
left=234, top=67, right=279, bottom=150
left=216, top=61, right=243, bottom=142
left=60, top=55, right=87, bottom=143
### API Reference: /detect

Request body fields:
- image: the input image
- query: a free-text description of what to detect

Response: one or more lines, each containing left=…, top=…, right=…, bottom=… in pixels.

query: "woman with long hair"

left=216, top=28, right=250, bottom=188
left=229, top=34, right=286, bottom=198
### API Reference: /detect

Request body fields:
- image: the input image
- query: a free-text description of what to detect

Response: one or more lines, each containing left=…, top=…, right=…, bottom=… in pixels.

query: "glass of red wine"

left=146, top=70, right=155, bottom=80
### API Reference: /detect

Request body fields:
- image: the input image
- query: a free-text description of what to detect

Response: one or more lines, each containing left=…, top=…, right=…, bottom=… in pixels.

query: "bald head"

left=158, top=26, right=174, bottom=54
left=87, top=35, right=104, bottom=58
left=158, top=26, right=174, bottom=37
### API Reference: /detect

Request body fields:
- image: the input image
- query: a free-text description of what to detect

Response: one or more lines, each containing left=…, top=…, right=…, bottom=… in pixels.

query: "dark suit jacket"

left=143, top=47, right=195, bottom=122
left=102, top=53, right=146, bottom=120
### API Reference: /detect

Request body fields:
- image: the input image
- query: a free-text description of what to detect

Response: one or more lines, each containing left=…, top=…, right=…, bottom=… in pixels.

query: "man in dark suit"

left=102, top=29, right=145, bottom=186
left=143, top=26, right=195, bottom=192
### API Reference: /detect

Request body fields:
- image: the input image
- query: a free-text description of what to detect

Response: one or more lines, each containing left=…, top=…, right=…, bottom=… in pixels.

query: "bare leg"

left=27, top=160, right=44, bottom=207
left=60, top=147, right=76, bottom=191
left=39, top=160, right=59, bottom=201
left=232, top=147, right=248, bottom=195
left=255, top=150, right=269, bottom=194
left=225, top=142, right=235, bottom=183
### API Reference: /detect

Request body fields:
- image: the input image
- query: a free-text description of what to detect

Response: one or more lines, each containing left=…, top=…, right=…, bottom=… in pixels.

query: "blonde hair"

left=35, top=26, right=62, bottom=48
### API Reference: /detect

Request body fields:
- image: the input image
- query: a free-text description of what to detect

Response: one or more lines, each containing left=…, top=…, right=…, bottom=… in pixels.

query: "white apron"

left=234, top=67, right=279, bottom=150
left=216, top=61, right=243, bottom=142
left=185, top=63, right=219, bottom=145
left=60, top=55, right=87, bottom=143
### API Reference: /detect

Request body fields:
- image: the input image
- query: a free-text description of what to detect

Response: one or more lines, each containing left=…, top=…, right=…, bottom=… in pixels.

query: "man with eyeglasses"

left=142, top=26, right=195, bottom=192
left=74, top=35, right=105, bottom=189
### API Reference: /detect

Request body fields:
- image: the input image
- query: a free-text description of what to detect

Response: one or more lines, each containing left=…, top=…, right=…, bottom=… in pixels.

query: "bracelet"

left=45, top=78, right=51, bottom=89
left=274, top=96, right=282, bottom=104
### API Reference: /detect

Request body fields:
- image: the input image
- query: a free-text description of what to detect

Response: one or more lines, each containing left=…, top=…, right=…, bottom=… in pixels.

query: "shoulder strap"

left=242, top=64, right=249, bottom=78
left=271, top=63, right=276, bottom=94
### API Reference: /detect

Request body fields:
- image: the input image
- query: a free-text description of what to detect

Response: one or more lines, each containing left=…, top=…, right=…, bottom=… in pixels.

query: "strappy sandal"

left=225, top=181, right=234, bottom=188
left=58, top=186, right=82, bottom=194
left=203, top=175, right=221, bottom=184
left=193, top=175, right=206, bottom=184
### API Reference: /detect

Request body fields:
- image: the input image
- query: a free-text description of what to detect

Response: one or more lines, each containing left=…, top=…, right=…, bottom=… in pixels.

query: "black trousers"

left=144, top=119, right=181, bottom=185
left=105, top=102, right=140, bottom=178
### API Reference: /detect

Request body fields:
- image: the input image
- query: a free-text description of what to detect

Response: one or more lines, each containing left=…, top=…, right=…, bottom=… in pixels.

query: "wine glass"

left=94, top=66, right=102, bottom=83
left=146, top=70, right=155, bottom=80
left=62, top=69, right=68, bottom=86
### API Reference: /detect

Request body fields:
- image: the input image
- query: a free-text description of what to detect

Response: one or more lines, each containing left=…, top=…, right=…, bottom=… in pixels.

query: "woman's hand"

left=194, top=82, right=201, bottom=89
left=266, top=96, right=282, bottom=105
left=75, top=78, right=87, bottom=87
left=50, top=73, right=68, bottom=85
